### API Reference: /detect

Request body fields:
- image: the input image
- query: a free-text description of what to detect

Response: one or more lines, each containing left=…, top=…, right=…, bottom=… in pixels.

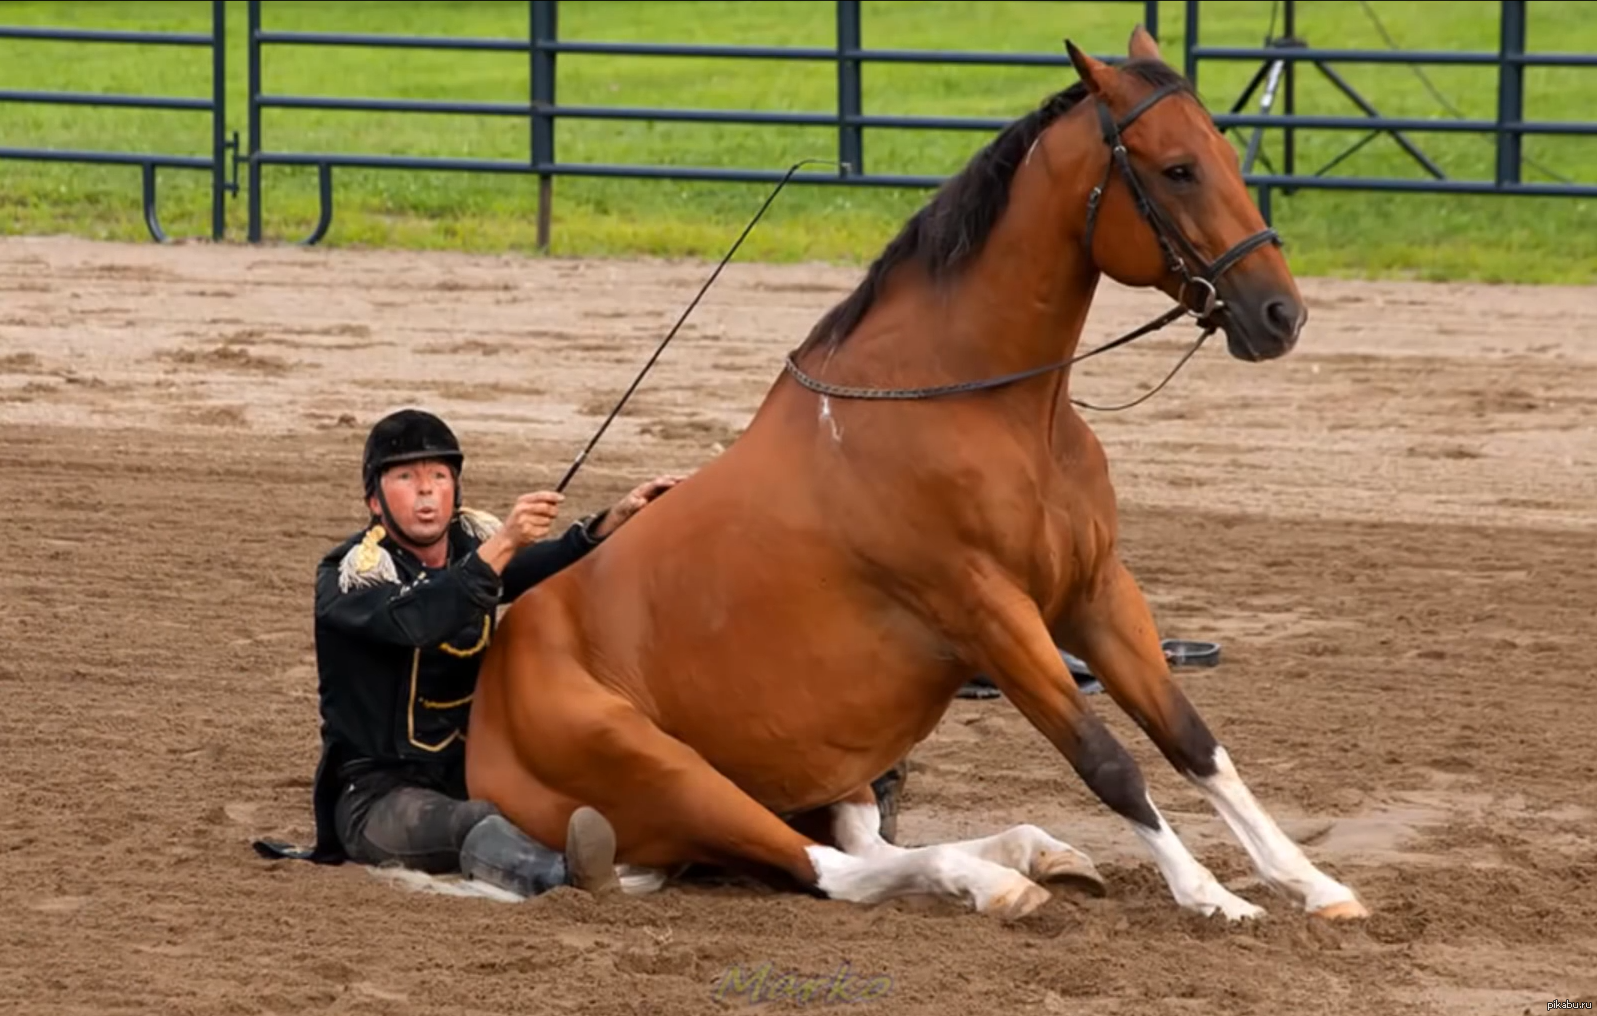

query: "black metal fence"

left=0, top=1, right=235, bottom=241
left=244, top=0, right=1158, bottom=245
left=1, top=0, right=1593, bottom=246
left=1187, top=0, right=1597, bottom=220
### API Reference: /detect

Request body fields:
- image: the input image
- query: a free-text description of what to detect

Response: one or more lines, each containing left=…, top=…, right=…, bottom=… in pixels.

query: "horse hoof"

left=1310, top=897, right=1370, bottom=921
left=986, top=878, right=1052, bottom=921
left=1033, top=848, right=1107, bottom=897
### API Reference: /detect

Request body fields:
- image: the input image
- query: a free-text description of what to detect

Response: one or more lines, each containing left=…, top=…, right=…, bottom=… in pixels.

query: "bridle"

left=782, top=80, right=1282, bottom=411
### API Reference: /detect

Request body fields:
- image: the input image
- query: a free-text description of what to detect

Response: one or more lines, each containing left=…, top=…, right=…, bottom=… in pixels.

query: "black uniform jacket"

left=305, top=505, right=606, bottom=863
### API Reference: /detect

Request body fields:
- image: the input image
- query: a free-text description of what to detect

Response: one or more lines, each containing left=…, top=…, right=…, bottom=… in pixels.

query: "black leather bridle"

left=1082, top=80, right=1282, bottom=333
left=783, top=80, right=1283, bottom=410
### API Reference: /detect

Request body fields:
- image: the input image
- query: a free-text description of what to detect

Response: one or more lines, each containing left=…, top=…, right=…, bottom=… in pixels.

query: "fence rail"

left=2, top=1, right=1593, bottom=245
left=0, top=3, right=236, bottom=241
left=1185, top=0, right=1597, bottom=220
left=245, top=0, right=1157, bottom=245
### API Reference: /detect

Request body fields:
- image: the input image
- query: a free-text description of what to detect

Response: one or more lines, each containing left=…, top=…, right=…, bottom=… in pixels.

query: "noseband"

left=783, top=82, right=1281, bottom=410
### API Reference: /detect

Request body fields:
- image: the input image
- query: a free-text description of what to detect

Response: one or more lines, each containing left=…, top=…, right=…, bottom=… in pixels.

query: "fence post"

left=1183, top=0, right=1200, bottom=87
left=247, top=0, right=263, bottom=242
left=1143, top=0, right=1158, bottom=39
left=1495, top=0, right=1526, bottom=186
left=835, top=0, right=862, bottom=177
left=531, top=0, right=558, bottom=250
left=210, top=0, right=227, bottom=240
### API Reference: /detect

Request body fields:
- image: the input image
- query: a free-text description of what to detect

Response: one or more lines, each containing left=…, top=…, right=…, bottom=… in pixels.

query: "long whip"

left=554, top=157, right=847, bottom=494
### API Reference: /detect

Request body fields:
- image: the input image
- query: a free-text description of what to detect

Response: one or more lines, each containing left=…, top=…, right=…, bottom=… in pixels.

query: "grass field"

left=2, top=0, right=1595, bottom=283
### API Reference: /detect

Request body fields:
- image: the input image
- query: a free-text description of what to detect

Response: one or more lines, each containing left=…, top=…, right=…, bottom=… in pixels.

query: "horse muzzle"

left=1208, top=280, right=1306, bottom=363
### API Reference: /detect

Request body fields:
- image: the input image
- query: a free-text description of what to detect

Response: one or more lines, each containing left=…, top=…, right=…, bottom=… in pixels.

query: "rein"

left=554, top=80, right=1281, bottom=493
left=782, top=81, right=1282, bottom=411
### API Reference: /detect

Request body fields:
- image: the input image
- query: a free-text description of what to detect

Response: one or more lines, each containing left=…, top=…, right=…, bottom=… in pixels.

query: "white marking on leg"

left=941, top=824, right=1102, bottom=887
left=833, top=801, right=1101, bottom=892
left=1191, top=747, right=1362, bottom=914
left=804, top=840, right=1048, bottom=918
left=1128, top=795, right=1265, bottom=921
left=831, top=801, right=902, bottom=860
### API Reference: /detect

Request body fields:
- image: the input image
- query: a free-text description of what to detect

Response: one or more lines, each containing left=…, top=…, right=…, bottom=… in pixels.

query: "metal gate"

left=243, top=0, right=1159, bottom=246
left=0, top=1, right=235, bottom=242
left=2, top=1, right=1592, bottom=246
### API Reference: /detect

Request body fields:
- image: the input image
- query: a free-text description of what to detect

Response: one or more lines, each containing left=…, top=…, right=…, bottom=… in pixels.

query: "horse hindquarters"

left=467, top=586, right=1056, bottom=917
left=466, top=592, right=826, bottom=880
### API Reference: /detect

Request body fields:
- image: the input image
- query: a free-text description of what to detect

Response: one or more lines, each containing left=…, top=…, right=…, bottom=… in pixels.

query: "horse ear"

left=1127, top=25, right=1163, bottom=63
left=1064, top=39, right=1110, bottom=96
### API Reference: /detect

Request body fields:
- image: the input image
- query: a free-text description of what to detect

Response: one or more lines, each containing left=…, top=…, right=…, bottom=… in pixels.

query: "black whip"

left=554, top=157, right=847, bottom=494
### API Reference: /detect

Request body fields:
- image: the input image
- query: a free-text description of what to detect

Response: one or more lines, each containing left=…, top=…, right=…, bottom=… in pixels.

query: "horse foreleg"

left=963, top=571, right=1264, bottom=921
left=1067, top=558, right=1368, bottom=920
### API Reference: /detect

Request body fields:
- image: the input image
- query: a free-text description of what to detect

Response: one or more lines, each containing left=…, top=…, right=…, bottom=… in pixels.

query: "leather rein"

left=782, top=82, right=1282, bottom=411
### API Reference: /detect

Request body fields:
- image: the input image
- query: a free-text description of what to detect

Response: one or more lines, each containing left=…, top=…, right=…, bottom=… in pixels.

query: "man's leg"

left=335, top=778, right=619, bottom=896
left=336, top=780, right=491, bottom=873
left=460, top=807, right=620, bottom=897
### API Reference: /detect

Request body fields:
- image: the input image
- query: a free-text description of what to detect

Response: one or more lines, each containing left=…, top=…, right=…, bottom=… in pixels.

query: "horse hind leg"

left=826, top=785, right=1106, bottom=897
left=494, top=685, right=1050, bottom=920
left=816, top=795, right=1053, bottom=920
left=1068, top=558, right=1368, bottom=920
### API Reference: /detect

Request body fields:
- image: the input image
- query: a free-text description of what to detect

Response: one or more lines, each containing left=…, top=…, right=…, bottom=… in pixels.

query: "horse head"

left=1064, top=27, right=1305, bottom=362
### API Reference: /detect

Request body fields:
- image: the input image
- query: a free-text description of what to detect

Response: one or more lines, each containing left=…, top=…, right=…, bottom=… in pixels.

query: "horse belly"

left=584, top=528, right=956, bottom=815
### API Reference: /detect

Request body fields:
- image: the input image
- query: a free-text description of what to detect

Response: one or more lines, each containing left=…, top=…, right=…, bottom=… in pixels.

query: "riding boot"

left=459, top=807, right=620, bottom=898
left=870, top=759, right=909, bottom=845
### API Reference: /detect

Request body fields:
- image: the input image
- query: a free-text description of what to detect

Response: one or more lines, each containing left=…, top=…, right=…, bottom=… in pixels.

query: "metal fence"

left=1, top=0, right=1593, bottom=246
left=1189, top=0, right=1597, bottom=218
left=244, top=0, right=1158, bottom=245
left=0, top=0, right=235, bottom=242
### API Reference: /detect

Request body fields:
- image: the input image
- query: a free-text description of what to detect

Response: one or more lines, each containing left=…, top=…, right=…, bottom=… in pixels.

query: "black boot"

left=869, top=760, right=909, bottom=845
left=459, top=808, right=619, bottom=897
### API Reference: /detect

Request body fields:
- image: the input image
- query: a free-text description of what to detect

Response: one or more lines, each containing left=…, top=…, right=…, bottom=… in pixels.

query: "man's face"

left=369, top=457, right=457, bottom=546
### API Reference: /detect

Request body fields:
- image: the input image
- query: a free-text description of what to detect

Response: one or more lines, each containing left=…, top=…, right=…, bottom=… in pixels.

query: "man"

left=295, top=407, right=682, bottom=897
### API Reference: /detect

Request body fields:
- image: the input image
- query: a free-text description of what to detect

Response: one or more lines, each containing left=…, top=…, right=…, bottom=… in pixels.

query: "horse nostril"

left=1263, top=298, right=1299, bottom=339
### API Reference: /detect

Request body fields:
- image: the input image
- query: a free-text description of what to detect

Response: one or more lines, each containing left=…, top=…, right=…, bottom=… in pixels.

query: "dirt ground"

left=2, top=234, right=1594, bottom=1016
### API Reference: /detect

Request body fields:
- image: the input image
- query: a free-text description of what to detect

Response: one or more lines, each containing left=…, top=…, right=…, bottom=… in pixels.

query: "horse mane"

left=797, top=58, right=1193, bottom=355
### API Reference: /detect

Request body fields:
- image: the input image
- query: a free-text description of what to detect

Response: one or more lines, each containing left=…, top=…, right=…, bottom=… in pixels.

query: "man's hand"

left=476, top=491, right=564, bottom=573
left=501, top=491, right=565, bottom=547
left=592, top=474, right=685, bottom=538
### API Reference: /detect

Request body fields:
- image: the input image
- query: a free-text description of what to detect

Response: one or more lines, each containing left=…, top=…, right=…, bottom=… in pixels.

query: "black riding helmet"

left=361, top=408, right=464, bottom=545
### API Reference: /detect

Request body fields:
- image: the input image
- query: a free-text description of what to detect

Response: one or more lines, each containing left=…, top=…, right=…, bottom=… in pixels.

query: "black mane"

left=797, top=58, right=1193, bottom=354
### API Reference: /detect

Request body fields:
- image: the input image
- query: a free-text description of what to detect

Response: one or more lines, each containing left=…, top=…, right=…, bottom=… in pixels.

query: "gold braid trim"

left=436, top=614, right=491, bottom=658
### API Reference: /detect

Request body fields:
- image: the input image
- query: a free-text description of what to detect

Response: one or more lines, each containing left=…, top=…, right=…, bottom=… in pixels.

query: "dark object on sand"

left=956, top=639, right=1221, bottom=700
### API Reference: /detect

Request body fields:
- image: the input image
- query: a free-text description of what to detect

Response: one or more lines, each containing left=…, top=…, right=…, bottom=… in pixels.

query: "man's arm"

left=314, top=542, right=502, bottom=648
left=498, top=511, right=608, bottom=603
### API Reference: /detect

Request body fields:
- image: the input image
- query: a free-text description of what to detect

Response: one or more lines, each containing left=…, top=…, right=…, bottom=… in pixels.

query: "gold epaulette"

left=456, top=506, right=502, bottom=542
left=338, top=524, right=399, bottom=593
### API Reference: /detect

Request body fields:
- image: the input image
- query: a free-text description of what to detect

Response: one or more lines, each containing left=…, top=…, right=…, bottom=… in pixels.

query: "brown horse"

left=464, top=27, right=1368, bottom=923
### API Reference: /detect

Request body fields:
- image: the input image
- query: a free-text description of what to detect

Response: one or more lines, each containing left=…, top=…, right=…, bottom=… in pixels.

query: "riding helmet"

left=361, top=408, right=464, bottom=496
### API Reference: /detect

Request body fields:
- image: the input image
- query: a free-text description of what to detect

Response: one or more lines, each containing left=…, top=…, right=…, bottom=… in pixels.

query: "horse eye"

left=1162, top=164, right=1196, bottom=184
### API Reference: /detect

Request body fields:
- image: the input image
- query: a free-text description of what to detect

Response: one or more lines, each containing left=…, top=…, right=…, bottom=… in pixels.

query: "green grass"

left=2, top=1, right=1595, bottom=283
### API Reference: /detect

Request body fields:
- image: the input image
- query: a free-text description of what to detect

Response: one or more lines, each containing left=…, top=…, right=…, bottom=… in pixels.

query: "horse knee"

left=1071, top=712, right=1159, bottom=830
left=1142, top=684, right=1222, bottom=779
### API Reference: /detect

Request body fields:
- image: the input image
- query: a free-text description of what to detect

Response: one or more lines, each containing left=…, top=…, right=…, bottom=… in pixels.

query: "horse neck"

left=829, top=124, right=1103, bottom=405
left=955, top=126, right=1103, bottom=379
